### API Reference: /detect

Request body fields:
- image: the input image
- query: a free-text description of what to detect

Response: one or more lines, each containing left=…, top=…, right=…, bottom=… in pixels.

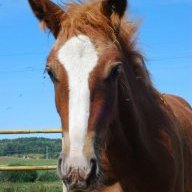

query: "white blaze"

left=58, top=35, right=98, bottom=156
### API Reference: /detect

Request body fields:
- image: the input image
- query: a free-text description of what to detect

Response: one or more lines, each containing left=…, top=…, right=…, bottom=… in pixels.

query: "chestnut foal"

left=28, top=0, right=192, bottom=192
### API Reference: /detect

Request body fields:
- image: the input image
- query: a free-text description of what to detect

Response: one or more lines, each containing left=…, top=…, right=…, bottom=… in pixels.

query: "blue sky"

left=0, top=0, right=191, bottom=138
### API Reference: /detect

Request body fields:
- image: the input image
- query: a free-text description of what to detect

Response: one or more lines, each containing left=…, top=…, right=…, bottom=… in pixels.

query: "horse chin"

left=63, top=180, right=87, bottom=191
left=64, top=182, right=97, bottom=192
left=63, top=175, right=98, bottom=192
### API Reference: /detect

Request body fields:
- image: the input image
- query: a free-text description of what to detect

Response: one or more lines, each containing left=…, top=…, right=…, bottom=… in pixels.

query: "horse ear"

left=28, top=0, right=65, bottom=38
left=102, top=0, right=127, bottom=18
left=101, top=0, right=127, bottom=32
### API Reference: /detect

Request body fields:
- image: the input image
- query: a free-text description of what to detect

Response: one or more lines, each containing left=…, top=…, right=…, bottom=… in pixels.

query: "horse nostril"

left=90, top=158, right=96, bottom=167
left=58, top=157, right=62, bottom=167
left=57, top=154, right=67, bottom=180
left=86, top=158, right=98, bottom=186
left=90, top=158, right=97, bottom=176
left=57, top=157, right=63, bottom=178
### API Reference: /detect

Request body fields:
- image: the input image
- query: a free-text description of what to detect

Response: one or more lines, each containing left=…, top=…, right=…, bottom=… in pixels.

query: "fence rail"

left=0, top=129, right=62, bottom=172
left=0, top=166, right=57, bottom=171
left=0, top=129, right=62, bottom=134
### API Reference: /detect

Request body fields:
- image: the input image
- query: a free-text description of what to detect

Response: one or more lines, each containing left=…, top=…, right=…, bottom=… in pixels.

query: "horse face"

left=28, top=0, right=127, bottom=190
left=48, top=34, right=122, bottom=189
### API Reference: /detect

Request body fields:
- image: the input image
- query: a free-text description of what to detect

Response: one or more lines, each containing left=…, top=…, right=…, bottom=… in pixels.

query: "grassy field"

left=0, top=181, right=63, bottom=192
left=0, top=156, right=62, bottom=192
left=0, top=156, right=57, bottom=166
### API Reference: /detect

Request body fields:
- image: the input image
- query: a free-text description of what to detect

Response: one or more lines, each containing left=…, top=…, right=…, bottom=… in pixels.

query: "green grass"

left=0, top=157, right=85, bottom=192
left=0, top=157, right=61, bottom=191
left=0, top=157, right=57, bottom=167
left=0, top=181, right=63, bottom=192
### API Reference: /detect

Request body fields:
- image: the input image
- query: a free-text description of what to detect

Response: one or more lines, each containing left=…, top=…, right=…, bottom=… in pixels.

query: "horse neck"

left=114, top=67, right=159, bottom=148
left=100, top=33, right=182, bottom=190
left=107, top=79, right=155, bottom=157
left=104, top=64, right=176, bottom=174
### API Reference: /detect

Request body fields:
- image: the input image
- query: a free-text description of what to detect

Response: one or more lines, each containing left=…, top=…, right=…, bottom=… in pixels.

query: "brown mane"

left=57, top=0, right=151, bottom=86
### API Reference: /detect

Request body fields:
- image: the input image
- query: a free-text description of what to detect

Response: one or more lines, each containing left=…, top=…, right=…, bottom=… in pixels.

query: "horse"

left=28, top=0, right=192, bottom=191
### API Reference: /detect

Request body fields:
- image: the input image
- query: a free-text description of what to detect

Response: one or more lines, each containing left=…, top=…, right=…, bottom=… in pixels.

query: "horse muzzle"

left=58, top=153, right=98, bottom=190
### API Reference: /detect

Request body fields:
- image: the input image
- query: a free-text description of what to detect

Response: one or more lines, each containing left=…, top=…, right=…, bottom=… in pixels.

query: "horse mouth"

left=63, top=178, right=97, bottom=192
left=64, top=180, right=88, bottom=191
left=63, top=160, right=98, bottom=191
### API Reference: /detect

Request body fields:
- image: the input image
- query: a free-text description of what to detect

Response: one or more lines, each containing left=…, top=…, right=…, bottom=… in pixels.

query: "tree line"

left=0, top=137, right=62, bottom=159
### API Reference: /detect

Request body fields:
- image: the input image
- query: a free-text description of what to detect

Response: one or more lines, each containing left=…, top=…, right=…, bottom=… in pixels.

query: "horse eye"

left=108, top=64, right=122, bottom=81
left=45, top=66, right=57, bottom=83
